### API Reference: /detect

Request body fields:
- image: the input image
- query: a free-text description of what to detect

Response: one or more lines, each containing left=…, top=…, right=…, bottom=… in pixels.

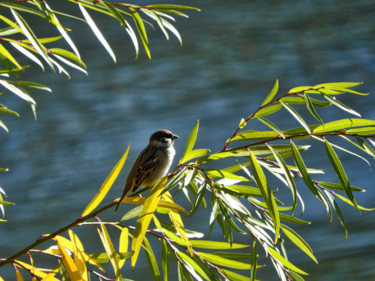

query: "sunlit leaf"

left=55, top=237, right=82, bottom=280
left=197, top=252, right=250, bottom=269
left=9, top=42, right=44, bottom=70
left=190, top=240, right=249, bottom=249
left=118, top=226, right=129, bottom=269
left=143, top=237, right=161, bottom=281
left=280, top=100, right=310, bottom=134
left=322, top=94, right=361, bottom=117
left=69, top=230, right=88, bottom=280
left=333, top=193, right=375, bottom=211
left=253, top=104, right=283, bottom=118
left=79, top=3, right=116, bottom=62
left=10, top=9, right=54, bottom=70
left=304, top=94, right=323, bottom=124
left=281, top=225, right=318, bottom=263
left=176, top=251, right=210, bottom=281
left=267, top=246, right=308, bottom=275
left=261, top=78, right=279, bottom=106
left=97, top=222, right=122, bottom=281
left=0, top=43, right=21, bottom=69
left=181, top=120, right=199, bottom=163
left=129, top=7, right=150, bottom=58
left=324, top=140, right=358, bottom=210
left=249, top=152, right=279, bottom=243
left=313, top=118, right=375, bottom=133
left=132, top=177, right=167, bottom=269
left=82, top=144, right=129, bottom=216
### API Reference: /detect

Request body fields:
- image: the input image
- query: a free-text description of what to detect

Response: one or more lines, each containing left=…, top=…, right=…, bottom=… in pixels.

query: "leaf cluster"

left=1, top=81, right=374, bottom=281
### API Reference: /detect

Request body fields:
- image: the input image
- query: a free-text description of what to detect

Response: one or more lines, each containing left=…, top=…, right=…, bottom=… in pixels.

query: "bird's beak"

left=172, top=134, right=179, bottom=140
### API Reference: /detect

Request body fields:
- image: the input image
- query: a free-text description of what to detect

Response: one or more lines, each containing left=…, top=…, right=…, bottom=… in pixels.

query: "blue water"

left=1, top=1, right=375, bottom=280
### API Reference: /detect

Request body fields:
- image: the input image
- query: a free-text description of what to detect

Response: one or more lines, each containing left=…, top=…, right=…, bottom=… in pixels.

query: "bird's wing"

left=115, top=146, right=159, bottom=212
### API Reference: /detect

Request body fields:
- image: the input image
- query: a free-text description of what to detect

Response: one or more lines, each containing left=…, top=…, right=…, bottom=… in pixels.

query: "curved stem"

left=0, top=202, right=117, bottom=267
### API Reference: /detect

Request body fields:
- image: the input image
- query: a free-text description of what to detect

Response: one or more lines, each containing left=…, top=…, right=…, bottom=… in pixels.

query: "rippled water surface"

left=1, top=1, right=375, bottom=280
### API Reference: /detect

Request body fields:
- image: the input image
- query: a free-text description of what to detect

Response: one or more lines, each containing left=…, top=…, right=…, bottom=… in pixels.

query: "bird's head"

left=150, top=129, right=179, bottom=147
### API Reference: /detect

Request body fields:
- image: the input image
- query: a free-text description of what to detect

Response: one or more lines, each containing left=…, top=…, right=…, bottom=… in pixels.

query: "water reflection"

left=1, top=1, right=375, bottom=280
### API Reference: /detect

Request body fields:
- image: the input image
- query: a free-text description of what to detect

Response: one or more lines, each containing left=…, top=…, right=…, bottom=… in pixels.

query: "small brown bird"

left=115, top=129, right=179, bottom=212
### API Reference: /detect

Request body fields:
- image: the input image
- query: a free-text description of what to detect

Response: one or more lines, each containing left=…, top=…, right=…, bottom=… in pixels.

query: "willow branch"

left=0, top=201, right=117, bottom=267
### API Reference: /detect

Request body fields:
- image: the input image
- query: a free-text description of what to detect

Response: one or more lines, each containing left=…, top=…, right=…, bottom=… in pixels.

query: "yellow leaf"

left=97, top=222, right=122, bottom=281
left=41, top=265, right=60, bottom=281
left=14, top=261, right=59, bottom=281
left=82, top=144, right=130, bottom=216
left=131, top=177, right=167, bottom=269
left=119, top=227, right=129, bottom=269
left=69, top=230, right=88, bottom=281
left=162, top=192, right=191, bottom=254
left=119, top=196, right=189, bottom=215
left=15, top=268, right=24, bottom=281
left=55, top=237, right=83, bottom=281
left=51, top=235, right=105, bottom=273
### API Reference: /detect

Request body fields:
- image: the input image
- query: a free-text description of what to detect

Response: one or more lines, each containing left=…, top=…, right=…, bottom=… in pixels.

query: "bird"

left=115, top=129, right=179, bottom=212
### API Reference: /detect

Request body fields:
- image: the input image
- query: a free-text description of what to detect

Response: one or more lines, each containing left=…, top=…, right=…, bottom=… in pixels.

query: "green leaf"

left=280, top=96, right=331, bottom=107
left=346, top=126, right=375, bottom=135
left=268, top=145, right=298, bottom=215
left=129, top=7, right=150, bottom=58
left=314, top=82, right=363, bottom=89
left=313, top=118, right=375, bottom=133
left=176, top=251, right=210, bottom=281
left=281, top=225, right=318, bottom=263
left=90, top=252, right=133, bottom=263
left=231, top=130, right=279, bottom=141
left=143, top=237, right=161, bottom=281
left=304, top=94, right=323, bottom=124
left=0, top=43, right=21, bottom=69
left=257, top=117, right=285, bottom=139
left=267, top=246, right=308, bottom=275
left=189, top=240, right=249, bottom=249
left=318, top=181, right=364, bottom=192
left=146, top=4, right=200, bottom=11
left=324, top=191, right=348, bottom=237
left=12, top=81, right=52, bottom=92
left=206, top=169, right=250, bottom=182
left=210, top=252, right=251, bottom=261
left=253, top=104, right=283, bottom=118
left=0, top=79, right=36, bottom=105
left=333, top=193, right=375, bottom=211
left=197, top=252, right=251, bottom=270
left=249, top=151, right=280, bottom=243
left=322, top=94, right=361, bottom=117
left=10, top=9, right=54, bottom=70
left=10, top=41, right=44, bottom=70
left=288, top=86, right=312, bottom=94
left=78, top=3, right=116, bottom=62
left=223, top=185, right=262, bottom=197
left=280, top=100, right=310, bottom=134
left=82, top=144, right=129, bottom=216
left=261, top=78, right=279, bottom=106
left=97, top=223, right=122, bottom=281
left=181, top=121, right=199, bottom=163
left=250, top=239, right=257, bottom=281
left=162, top=240, right=169, bottom=281
left=0, top=105, right=19, bottom=117
left=324, top=140, right=358, bottom=210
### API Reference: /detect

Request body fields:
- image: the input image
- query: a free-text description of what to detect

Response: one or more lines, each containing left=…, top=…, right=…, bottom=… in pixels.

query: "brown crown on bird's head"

left=150, top=129, right=179, bottom=144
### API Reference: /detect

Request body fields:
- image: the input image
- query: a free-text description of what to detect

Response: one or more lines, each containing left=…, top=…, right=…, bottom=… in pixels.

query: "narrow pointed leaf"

left=0, top=79, right=36, bottom=105
left=0, top=43, right=21, bottom=69
left=267, top=246, right=308, bottom=275
left=322, top=94, right=361, bottom=117
left=143, top=237, right=161, bottom=281
left=82, top=144, right=129, bottom=216
left=324, top=140, right=358, bottom=210
left=258, top=117, right=285, bottom=139
left=118, top=227, right=129, bottom=269
left=253, top=104, right=283, bottom=118
left=11, top=9, right=54, bottom=70
left=280, top=100, right=310, bottom=134
left=313, top=118, right=375, bottom=133
left=10, top=42, right=44, bottom=70
left=261, top=78, right=279, bottom=106
left=281, top=225, right=318, bottom=263
left=250, top=239, right=257, bottom=281
left=304, top=94, right=323, bottom=124
left=189, top=240, right=249, bottom=249
left=333, top=193, right=375, bottom=211
left=268, top=145, right=298, bottom=214
left=97, top=222, right=122, bottom=281
left=197, top=252, right=250, bottom=270
left=181, top=120, right=199, bottom=163
left=129, top=7, right=150, bottom=58
left=69, top=230, right=88, bottom=280
left=79, top=3, right=116, bottom=62
left=55, top=237, right=82, bottom=280
left=176, top=251, right=210, bottom=281
left=249, top=151, right=280, bottom=243
left=131, top=177, right=167, bottom=269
